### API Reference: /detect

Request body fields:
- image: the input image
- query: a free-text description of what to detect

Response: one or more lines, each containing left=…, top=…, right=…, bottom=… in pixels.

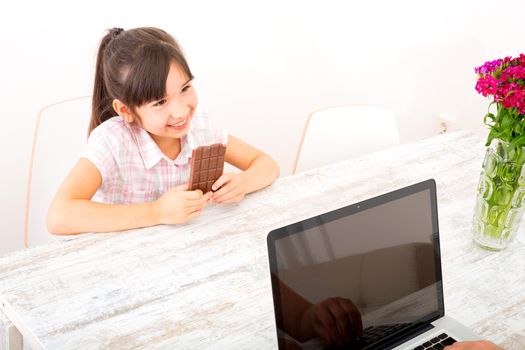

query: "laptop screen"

left=267, top=179, right=443, bottom=349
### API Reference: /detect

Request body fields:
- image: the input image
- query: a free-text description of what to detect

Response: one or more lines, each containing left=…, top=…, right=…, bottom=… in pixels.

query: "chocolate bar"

left=188, top=143, right=226, bottom=193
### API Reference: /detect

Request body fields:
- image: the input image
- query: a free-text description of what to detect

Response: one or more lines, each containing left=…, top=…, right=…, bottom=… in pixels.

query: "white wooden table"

left=1, top=130, right=525, bottom=349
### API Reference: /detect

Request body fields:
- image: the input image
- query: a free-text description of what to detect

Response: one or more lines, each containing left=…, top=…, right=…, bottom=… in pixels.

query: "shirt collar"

left=175, top=136, right=192, bottom=165
left=128, top=123, right=164, bottom=169
left=127, top=121, right=193, bottom=169
left=177, top=120, right=202, bottom=164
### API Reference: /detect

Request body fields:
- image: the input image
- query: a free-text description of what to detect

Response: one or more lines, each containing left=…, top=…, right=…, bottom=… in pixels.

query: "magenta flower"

left=475, top=54, right=525, bottom=113
left=504, top=66, right=525, bottom=80
left=474, top=59, right=503, bottom=75
left=518, top=54, right=525, bottom=67
left=475, top=75, right=498, bottom=96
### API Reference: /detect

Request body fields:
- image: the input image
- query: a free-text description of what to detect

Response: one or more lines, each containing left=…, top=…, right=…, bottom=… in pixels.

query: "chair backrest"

left=24, top=96, right=92, bottom=247
left=292, top=105, right=400, bottom=174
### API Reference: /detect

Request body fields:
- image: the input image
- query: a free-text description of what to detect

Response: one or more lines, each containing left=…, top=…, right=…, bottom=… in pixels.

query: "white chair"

left=292, top=105, right=400, bottom=174
left=24, top=96, right=92, bottom=247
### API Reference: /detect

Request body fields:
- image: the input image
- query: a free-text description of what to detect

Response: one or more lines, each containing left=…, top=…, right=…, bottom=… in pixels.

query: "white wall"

left=0, top=0, right=522, bottom=255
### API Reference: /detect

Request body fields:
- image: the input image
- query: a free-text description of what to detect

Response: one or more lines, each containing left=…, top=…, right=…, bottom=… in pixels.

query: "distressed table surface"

left=1, top=130, right=525, bottom=349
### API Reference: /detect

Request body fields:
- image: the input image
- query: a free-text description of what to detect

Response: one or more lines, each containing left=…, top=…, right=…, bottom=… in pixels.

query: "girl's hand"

left=154, top=184, right=213, bottom=224
left=210, top=173, right=247, bottom=203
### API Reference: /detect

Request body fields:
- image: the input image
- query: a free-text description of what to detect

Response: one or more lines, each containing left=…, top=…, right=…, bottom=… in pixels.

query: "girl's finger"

left=212, top=183, right=234, bottom=200
left=213, top=187, right=238, bottom=203
left=211, top=173, right=231, bottom=192
left=186, top=202, right=205, bottom=212
left=187, top=192, right=213, bottom=208
left=186, top=209, right=202, bottom=220
left=201, top=191, right=214, bottom=202
left=171, top=183, right=189, bottom=191
left=184, top=189, right=205, bottom=200
left=220, top=193, right=244, bottom=204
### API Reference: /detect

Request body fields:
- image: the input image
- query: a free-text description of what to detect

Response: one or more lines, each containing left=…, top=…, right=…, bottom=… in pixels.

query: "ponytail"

left=89, top=28, right=124, bottom=135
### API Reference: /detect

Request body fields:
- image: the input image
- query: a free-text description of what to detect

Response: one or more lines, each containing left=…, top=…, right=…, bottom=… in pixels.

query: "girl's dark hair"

left=90, top=27, right=193, bottom=134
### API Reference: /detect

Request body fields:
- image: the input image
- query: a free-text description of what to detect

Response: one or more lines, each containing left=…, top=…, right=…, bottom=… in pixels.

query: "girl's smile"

left=167, top=114, right=190, bottom=131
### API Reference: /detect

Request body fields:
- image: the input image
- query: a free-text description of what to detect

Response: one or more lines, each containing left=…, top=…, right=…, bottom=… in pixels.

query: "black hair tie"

left=112, top=28, right=124, bottom=38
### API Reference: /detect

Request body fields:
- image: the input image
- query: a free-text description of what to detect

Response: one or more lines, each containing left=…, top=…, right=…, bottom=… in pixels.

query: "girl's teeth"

left=170, top=118, right=187, bottom=127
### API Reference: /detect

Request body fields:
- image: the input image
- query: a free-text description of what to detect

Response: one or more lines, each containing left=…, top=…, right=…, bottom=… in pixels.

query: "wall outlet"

left=439, top=121, right=448, bottom=134
left=438, top=113, right=458, bottom=134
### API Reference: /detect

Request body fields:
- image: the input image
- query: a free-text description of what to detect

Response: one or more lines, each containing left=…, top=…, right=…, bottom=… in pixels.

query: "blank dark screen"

left=271, top=189, right=440, bottom=349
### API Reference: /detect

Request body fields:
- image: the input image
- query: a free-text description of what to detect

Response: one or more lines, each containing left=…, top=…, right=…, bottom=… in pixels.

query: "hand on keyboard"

left=444, top=340, right=503, bottom=350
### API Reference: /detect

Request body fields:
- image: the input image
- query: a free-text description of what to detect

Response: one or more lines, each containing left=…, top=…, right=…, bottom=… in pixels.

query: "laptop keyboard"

left=412, top=333, right=456, bottom=350
left=326, top=323, right=409, bottom=348
left=325, top=326, right=456, bottom=349
left=360, top=323, right=409, bottom=344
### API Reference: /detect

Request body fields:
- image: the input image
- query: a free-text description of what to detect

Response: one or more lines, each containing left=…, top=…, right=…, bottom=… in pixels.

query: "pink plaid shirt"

left=83, top=111, right=228, bottom=204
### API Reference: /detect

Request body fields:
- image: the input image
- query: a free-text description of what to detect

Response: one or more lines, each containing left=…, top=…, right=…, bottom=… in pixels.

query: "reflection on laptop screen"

left=268, top=181, right=443, bottom=349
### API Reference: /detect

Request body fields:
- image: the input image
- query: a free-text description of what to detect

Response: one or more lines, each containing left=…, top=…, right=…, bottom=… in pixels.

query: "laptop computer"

left=267, top=179, right=480, bottom=350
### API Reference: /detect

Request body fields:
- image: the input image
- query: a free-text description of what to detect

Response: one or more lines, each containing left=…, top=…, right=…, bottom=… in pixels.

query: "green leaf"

left=510, top=135, right=525, bottom=149
left=484, top=113, right=495, bottom=125
left=486, top=129, right=505, bottom=146
left=484, top=102, right=525, bottom=146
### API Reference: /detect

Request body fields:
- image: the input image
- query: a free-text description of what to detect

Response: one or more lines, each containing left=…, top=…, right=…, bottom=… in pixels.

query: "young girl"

left=47, top=27, right=280, bottom=235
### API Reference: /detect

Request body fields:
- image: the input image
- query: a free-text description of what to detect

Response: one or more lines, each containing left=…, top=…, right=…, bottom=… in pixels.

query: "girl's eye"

left=182, top=84, right=191, bottom=93
left=153, top=99, right=166, bottom=107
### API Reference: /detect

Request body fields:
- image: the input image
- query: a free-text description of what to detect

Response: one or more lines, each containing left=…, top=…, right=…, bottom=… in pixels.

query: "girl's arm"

left=211, top=135, right=279, bottom=203
left=47, top=159, right=210, bottom=235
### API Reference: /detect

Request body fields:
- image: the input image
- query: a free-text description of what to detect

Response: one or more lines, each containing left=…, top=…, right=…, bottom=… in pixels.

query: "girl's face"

left=134, top=62, right=198, bottom=145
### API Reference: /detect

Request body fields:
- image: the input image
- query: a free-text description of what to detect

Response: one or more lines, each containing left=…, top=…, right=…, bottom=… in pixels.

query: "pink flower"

left=519, top=54, right=525, bottom=66
left=505, top=66, right=525, bottom=80
left=475, top=75, right=498, bottom=97
left=475, top=54, right=525, bottom=114
left=474, top=59, right=503, bottom=75
left=508, top=89, right=525, bottom=114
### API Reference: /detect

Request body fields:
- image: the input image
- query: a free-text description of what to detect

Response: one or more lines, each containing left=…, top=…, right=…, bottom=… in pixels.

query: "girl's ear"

left=112, top=99, right=134, bottom=123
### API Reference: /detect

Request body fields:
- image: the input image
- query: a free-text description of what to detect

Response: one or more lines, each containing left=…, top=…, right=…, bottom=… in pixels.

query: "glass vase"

left=472, top=138, right=525, bottom=250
